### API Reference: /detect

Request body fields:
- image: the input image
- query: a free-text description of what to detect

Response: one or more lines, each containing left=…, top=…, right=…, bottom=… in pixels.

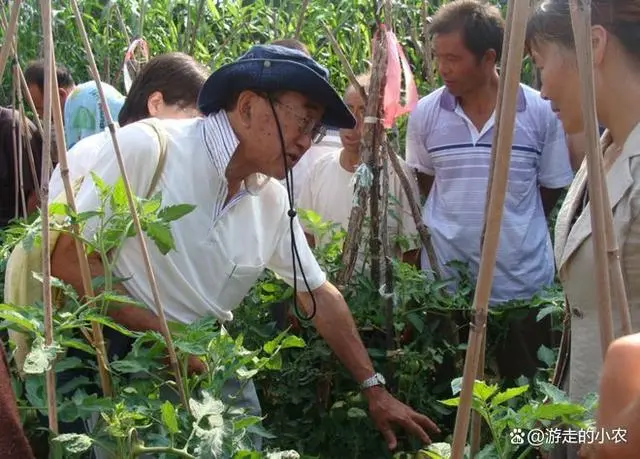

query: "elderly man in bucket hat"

left=49, top=44, right=440, bottom=451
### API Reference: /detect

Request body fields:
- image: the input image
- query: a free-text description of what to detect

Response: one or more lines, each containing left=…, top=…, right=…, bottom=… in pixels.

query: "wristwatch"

left=360, top=372, right=386, bottom=390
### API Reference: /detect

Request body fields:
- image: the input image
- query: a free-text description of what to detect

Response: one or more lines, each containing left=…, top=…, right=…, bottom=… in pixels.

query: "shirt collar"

left=439, top=85, right=527, bottom=113
left=201, top=110, right=269, bottom=196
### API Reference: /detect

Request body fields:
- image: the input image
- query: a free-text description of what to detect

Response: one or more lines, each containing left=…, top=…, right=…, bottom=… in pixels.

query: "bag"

left=3, top=119, right=168, bottom=374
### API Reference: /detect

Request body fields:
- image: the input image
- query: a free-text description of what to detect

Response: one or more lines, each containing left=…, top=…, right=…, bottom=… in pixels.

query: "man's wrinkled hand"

left=365, top=387, right=440, bottom=450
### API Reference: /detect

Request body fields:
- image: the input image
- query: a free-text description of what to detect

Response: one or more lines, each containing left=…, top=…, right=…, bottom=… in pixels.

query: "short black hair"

left=270, top=39, right=311, bottom=56
left=430, top=0, right=505, bottom=62
left=118, top=52, right=209, bottom=126
left=24, top=59, right=75, bottom=91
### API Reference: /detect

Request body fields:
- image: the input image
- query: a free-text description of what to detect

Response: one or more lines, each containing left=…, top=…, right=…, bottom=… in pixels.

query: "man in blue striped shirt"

left=406, top=1, right=573, bottom=378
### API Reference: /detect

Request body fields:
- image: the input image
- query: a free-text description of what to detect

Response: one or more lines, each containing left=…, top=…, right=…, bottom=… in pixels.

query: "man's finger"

left=413, top=412, right=441, bottom=434
left=379, top=423, right=397, bottom=450
left=400, top=418, right=432, bottom=445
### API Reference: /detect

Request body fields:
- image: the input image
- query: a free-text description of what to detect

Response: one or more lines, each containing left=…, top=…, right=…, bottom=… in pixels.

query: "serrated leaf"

left=537, top=304, right=561, bottom=322
left=491, top=385, right=529, bottom=406
left=161, top=401, right=179, bottom=434
left=110, top=177, right=128, bottom=211
left=538, top=381, right=569, bottom=404
left=53, top=433, right=93, bottom=453
left=23, top=340, right=60, bottom=374
left=158, top=204, right=196, bottom=222
left=90, top=172, right=109, bottom=201
left=473, top=380, right=498, bottom=402
left=144, top=221, right=175, bottom=254
left=236, top=367, right=259, bottom=380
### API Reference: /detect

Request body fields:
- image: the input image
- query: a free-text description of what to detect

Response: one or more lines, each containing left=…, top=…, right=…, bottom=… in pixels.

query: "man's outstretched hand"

left=365, top=386, right=440, bottom=450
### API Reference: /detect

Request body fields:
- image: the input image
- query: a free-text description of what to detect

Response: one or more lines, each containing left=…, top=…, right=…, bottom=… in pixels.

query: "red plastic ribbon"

left=373, top=25, right=419, bottom=128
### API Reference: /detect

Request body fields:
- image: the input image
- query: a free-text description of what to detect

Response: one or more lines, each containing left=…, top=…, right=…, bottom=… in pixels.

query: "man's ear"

left=235, top=91, right=255, bottom=126
left=591, top=25, right=608, bottom=67
left=147, top=91, right=164, bottom=117
left=59, top=87, right=70, bottom=106
left=484, top=48, right=498, bottom=67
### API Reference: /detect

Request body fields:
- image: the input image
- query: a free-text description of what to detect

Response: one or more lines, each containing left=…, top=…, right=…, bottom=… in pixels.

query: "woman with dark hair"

left=118, top=52, right=208, bottom=125
left=48, top=52, right=208, bottom=199
left=526, top=0, right=640, bottom=457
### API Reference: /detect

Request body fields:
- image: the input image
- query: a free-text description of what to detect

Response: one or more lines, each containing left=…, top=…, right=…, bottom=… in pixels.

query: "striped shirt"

left=406, top=84, right=573, bottom=304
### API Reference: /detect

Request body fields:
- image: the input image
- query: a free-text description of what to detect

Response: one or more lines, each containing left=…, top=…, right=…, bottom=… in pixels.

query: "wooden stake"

left=322, top=22, right=368, bottom=103
left=48, top=46, right=113, bottom=396
left=384, top=142, right=440, bottom=278
left=471, top=2, right=516, bottom=455
left=39, top=0, right=58, bottom=435
left=0, top=0, right=21, bottom=81
left=450, top=0, right=529, bottom=456
left=339, top=32, right=388, bottom=285
left=17, top=78, right=40, bottom=195
left=70, top=0, right=190, bottom=413
left=294, top=0, right=310, bottom=40
left=568, top=0, right=615, bottom=357
left=0, top=9, right=45, bottom=136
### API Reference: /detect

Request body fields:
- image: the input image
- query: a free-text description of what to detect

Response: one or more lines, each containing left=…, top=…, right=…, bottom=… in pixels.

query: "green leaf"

left=537, top=304, right=562, bottom=322
left=421, top=443, right=452, bottom=459
left=0, top=309, right=40, bottom=333
left=233, top=415, right=263, bottom=431
left=538, top=381, right=569, bottom=404
left=347, top=407, right=367, bottom=419
left=439, top=397, right=460, bottom=407
left=491, top=385, right=529, bottom=406
left=23, top=340, right=60, bottom=374
left=144, top=221, right=175, bottom=255
left=450, top=377, right=462, bottom=395
left=280, top=335, right=305, bottom=350
left=52, top=433, right=93, bottom=453
left=537, top=344, right=556, bottom=367
left=406, top=312, right=425, bottom=333
left=110, top=177, right=127, bottom=211
left=158, top=204, right=196, bottom=222
left=473, top=380, right=499, bottom=402
left=48, top=202, right=68, bottom=216
left=161, top=401, right=179, bottom=434
left=90, top=172, right=109, bottom=200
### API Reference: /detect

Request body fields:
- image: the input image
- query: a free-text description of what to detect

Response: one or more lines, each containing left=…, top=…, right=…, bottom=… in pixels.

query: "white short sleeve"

left=72, top=122, right=163, bottom=239
left=405, top=101, right=435, bottom=175
left=267, top=212, right=326, bottom=292
left=538, top=111, right=574, bottom=189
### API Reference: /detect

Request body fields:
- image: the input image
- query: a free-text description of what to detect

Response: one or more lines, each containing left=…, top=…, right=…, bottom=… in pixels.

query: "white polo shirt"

left=297, top=148, right=419, bottom=259
left=61, top=111, right=326, bottom=324
left=406, top=84, right=574, bottom=304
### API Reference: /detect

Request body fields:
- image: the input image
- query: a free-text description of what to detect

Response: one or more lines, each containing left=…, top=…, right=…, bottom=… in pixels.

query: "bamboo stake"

left=384, top=143, right=441, bottom=278
left=322, top=22, right=368, bottom=103
left=420, top=1, right=433, bottom=86
left=70, top=0, right=190, bottom=413
left=11, top=66, right=21, bottom=219
left=188, top=0, right=207, bottom=55
left=339, top=32, right=388, bottom=285
left=381, top=142, right=395, bottom=352
left=294, top=0, right=310, bottom=40
left=15, top=68, right=27, bottom=218
left=471, top=3, right=516, bottom=455
left=0, top=10, right=45, bottom=136
left=568, top=0, right=615, bottom=355
left=450, top=0, right=530, bottom=456
left=49, top=46, right=113, bottom=396
left=17, top=78, right=40, bottom=196
left=0, top=0, right=21, bottom=81
left=40, top=0, right=58, bottom=435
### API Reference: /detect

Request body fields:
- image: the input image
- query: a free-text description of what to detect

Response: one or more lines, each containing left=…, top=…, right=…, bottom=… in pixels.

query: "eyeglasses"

left=269, top=97, right=327, bottom=144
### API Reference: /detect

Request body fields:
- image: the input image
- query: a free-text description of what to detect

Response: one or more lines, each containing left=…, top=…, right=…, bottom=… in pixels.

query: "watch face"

left=377, top=373, right=386, bottom=385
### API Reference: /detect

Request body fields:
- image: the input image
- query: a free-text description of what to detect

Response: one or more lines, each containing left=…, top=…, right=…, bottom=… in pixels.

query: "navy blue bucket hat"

left=197, top=44, right=356, bottom=129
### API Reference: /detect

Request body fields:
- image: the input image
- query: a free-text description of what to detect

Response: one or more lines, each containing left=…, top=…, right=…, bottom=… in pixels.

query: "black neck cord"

left=267, top=97, right=317, bottom=321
